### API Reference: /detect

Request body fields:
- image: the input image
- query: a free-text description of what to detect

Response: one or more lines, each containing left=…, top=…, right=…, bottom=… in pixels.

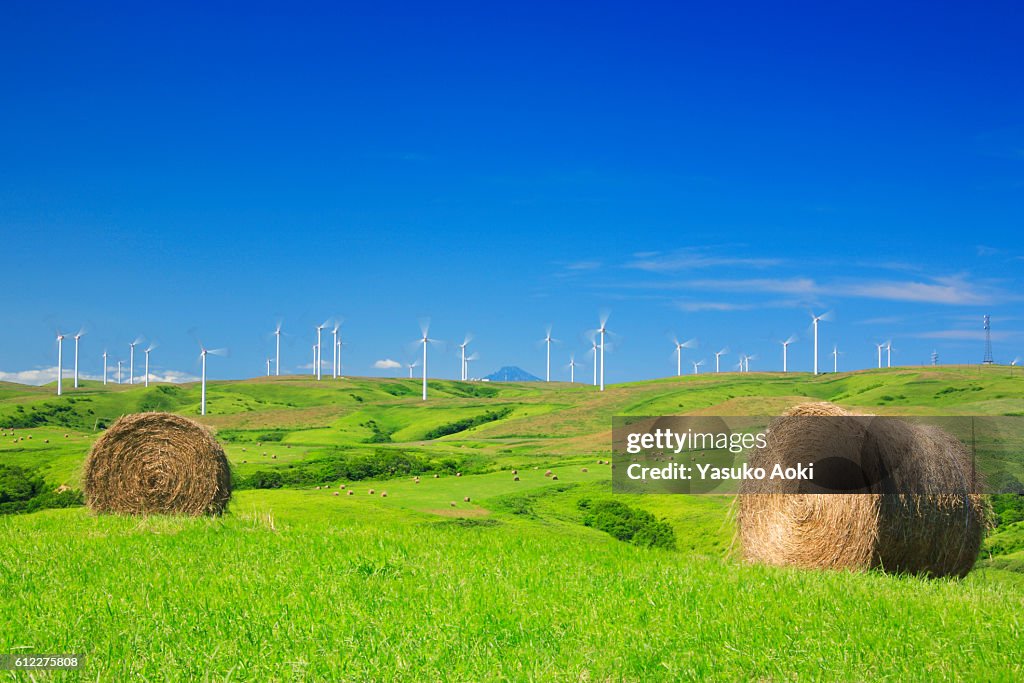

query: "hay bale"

left=83, top=412, right=231, bottom=516
left=513, top=476, right=520, bottom=481
left=464, top=496, right=471, bottom=502
left=739, top=402, right=986, bottom=577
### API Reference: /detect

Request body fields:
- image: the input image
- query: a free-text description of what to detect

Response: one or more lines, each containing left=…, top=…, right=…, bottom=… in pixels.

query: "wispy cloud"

left=915, top=329, right=1020, bottom=341
left=373, top=359, right=402, bottom=369
left=626, top=248, right=782, bottom=272
left=841, top=276, right=993, bottom=305
left=674, top=301, right=754, bottom=312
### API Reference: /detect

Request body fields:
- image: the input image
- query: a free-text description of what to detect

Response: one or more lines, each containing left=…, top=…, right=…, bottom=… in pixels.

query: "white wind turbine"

left=567, top=354, right=581, bottom=383
left=780, top=335, right=796, bottom=373
left=335, top=324, right=345, bottom=379
left=595, top=313, right=610, bottom=391
left=117, top=359, right=122, bottom=385
left=832, top=345, right=842, bottom=373
left=415, top=321, right=442, bottom=401
left=144, top=343, right=156, bottom=387
left=715, top=348, right=728, bottom=373
left=458, top=334, right=473, bottom=381
left=274, top=322, right=282, bottom=376
left=810, top=311, right=831, bottom=376
left=311, top=344, right=317, bottom=376
left=588, top=337, right=599, bottom=386
left=73, top=329, right=85, bottom=389
left=464, top=352, right=479, bottom=380
left=55, top=331, right=65, bottom=395
left=102, top=350, right=108, bottom=385
left=875, top=342, right=885, bottom=369
left=315, top=320, right=329, bottom=381
left=692, top=359, right=705, bottom=375
left=672, top=337, right=696, bottom=376
left=886, top=340, right=893, bottom=368
left=129, top=337, right=142, bottom=385
left=406, top=359, right=419, bottom=379
left=198, top=342, right=226, bottom=416
left=266, top=358, right=272, bottom=377
left=332, top=322, right=340, bottom=379
left=542, top=327, right=557, bottom=382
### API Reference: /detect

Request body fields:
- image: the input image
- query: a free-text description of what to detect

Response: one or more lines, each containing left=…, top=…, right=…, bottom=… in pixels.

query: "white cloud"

left=373, top=359, right=402, bottom=369
left=627, top=249, right=782, bottom=272
left=841, top=276, right=993, bottom=306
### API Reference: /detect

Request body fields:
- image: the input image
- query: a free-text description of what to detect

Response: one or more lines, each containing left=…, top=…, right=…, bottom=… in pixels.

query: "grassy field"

left=2, top=367, right=1024, bottom=680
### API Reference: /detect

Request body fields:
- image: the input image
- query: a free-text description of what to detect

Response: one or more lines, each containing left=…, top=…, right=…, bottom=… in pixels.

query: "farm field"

left=2, top=367, right=1024, bottom=680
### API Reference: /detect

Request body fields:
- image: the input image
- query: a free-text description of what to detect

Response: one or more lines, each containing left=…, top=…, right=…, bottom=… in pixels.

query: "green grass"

left=1, top=367, right=1023, bottom=680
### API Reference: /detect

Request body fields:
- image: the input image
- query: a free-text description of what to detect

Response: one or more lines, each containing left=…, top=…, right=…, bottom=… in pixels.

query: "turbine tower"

left=597, top=315, right=609, bottom=391
left=810, top=311, right=830, bottom=376
left=56, top=332, right=65, bottom=396
left=886, top=341, right=892, bottom=368
left=102, top=350, right=108, bottom=385
left=715, top=348, right=727, bottom=374
left=780, top=336, right=796, bottom=373
left=117, top=360, right=122, bottom=385
left=542, top=327, right=556, bottom=382
left=568, top=354, right=581, bottom=383
left=983, top=315, right=994, bottom=365
left=266, top=358, right=272, bottom=376
left=673, top=337, right=695, bottom=377
left=311, top=344, right=316, bottom=377
left=832, top=345, right=839, bottom=373
left=144, top=344, right=153, bottom=387
left=875, top=342, right=885, bottom=369
left=73, top=329, right=84, bottom=389
left=464, top=352, right=479, bottom=380
left=315, top=321, right=328, bottom=381
left=458, top=335, right=472, bottom=381
left=416, top=321, right=440, bottom=401
left=274, top=323, right=282, bottom=376
left=129, top=338, right=141, bottom=385
left=590, top=338, right=598, bottom=386
left=407, top=359, right=418, bottom=378
left=332, top=322, right=340, bottom=379
left=198, top=343, right=225, bottom=416
left=692, top=359, right=705, bottom=375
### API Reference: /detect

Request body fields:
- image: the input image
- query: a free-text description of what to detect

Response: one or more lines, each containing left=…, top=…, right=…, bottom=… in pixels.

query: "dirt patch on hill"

left=426, top=507, right=491, bottom=518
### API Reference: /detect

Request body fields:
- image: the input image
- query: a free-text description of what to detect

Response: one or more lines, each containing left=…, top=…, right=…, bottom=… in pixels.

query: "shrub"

left=578, top=498, right=676, bottom=550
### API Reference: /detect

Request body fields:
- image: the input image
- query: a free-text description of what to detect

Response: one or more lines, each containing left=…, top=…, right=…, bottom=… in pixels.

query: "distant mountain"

left=482, top=366, right=542, bottom=382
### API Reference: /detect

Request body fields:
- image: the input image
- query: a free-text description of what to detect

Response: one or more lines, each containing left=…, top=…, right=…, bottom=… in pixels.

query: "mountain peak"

left=482, top=366, right=542, bottom=382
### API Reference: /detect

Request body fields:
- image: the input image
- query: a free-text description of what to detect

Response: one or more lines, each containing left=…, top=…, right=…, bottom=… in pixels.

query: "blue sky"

left=1, top=1, right=1022, bottom=385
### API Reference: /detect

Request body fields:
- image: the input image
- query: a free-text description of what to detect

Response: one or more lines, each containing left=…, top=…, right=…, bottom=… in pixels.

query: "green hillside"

left=1, top=367, right=1023, bottom=679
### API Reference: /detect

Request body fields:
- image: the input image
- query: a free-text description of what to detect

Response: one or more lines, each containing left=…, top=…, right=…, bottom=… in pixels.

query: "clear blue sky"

left=1, top=1, right=1022, bottom=384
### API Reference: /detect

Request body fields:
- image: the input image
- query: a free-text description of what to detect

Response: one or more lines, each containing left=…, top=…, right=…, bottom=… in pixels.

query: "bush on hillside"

left=578, top=498, right=676, bottom=550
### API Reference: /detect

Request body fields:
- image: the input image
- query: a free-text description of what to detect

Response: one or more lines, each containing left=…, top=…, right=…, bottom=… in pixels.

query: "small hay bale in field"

left=368, top=489, right=375, bottom=495
left=381, top=491, right=388, bottom=498
left=333, top=491, right=339, bottom=496
left=271, top=455, right=277, bottom=459
left=83, top=412, right=231, bottom=516
left=551, top=475, right=558, bottom=481
left=464, top=496, right=471, bottom=502
left=434, top=474, right=440, bottom=478
left=347, top=490, right=354, bottom=496
left=44, top=439, right=49, bottom=444
left=512, top=469, right=518, bottom=475
left=581, top=467, right=588, bottom=472
left=456, top=472, right=462, bottom=477
left=544, top=470, right=552, bottom=477
left=450, top=501, right=457, bottom=507
left=739, top=402, right=986, bottom=578
left=340, top=484, right=346, bottom=489
left=513, top=476, right=520, bottom=481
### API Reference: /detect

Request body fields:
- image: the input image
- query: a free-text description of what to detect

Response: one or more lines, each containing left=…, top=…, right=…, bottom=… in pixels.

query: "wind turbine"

left=542, top=327, right=557, bottom=382
left=715, top=348, right=728, bottom=373
left=274, top=322, right=282, bottom=376
left=416, top=321, right=441, bottom=401
left=315, top=321, right=329, bottom=381
left=875, top=342, right=885, bottom=369
left=567, top=354, right=581, bottom=383
left=886, top=340, right=893, bottom=368
left=406, top=359, right=419, bottom=378
left=672, top=337, right=696, bottom=377
left=198, top=343, right=226, bottom=416
left=692, top=359, right=705, bottom=375
left=144, top=344, right=156, bottom=387
left=117, top=360, right=122, bottom=385
left=810, top=311, right=831, bottom=376
left=73, top=329, right=85, bottom=389
left=311, top=344, right=317, bottom=377
left=780, top=335, right=796, bottom=373
left=458, top=334, right=473, bottom=381
left=832, top=345, right=841, bottom=373
left=55, top=331, right=65, bottom=395
left=596, top=314, right=609, bottom=391
left=129, top=338, right=142, bottom=385
left=464, top=352, right=479, bottom=380
left=266, top=358, right=272, bottom=377
left=336, top=325, right=345, bottom=379
left=331, top=322, right=340, bottom=379
left=102, top=350, right=108, bottom=385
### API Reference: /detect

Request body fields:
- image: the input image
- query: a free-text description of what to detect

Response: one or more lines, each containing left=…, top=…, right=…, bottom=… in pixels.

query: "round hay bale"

left=368, top=488, right=375, bottom=495
left=464, top=496, right=471, bottom=502
left=347, top=490, right=354, bottom=496
left=381, top=491, right=388, bottom=498
left=513, top=476, right=520, bottom=481
left=551, top=475, right=558, bottom=481
left=83, top=412, right=231, bottom=516
left=739, top=402, right=986, bottom=577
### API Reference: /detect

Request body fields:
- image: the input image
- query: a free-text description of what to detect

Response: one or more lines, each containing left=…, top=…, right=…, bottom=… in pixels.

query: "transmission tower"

left=931, top=350, right=938, bottom=366
left=983, top=315, right=994, bottom=365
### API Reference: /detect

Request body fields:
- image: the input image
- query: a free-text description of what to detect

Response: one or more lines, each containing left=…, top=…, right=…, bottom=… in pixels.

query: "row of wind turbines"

left=47, top=310, right=899, bottom=412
